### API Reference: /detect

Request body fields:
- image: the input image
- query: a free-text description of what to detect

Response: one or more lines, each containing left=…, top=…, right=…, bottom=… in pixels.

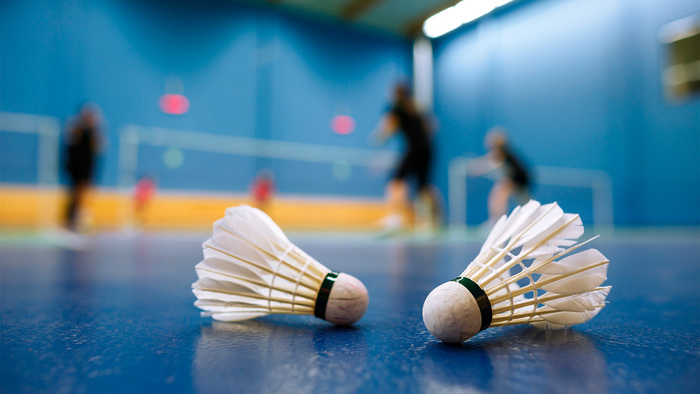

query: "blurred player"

left=133, top=174, right=157, bottom=229
left=62, top=103, right=104, bottom=232
left=372, top=83, right=439, bottom=231
left=251, top=169, right=275, bottom=213
left=468, top=127, right=531, bottom=225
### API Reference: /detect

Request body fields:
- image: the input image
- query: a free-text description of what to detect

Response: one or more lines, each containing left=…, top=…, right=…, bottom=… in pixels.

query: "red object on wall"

left=159, top=94, right=190, bottom=115
left=331, top=115, right=356, bottom=135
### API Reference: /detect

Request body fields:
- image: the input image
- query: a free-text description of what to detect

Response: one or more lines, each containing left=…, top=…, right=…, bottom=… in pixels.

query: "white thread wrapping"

left=268, top=245, right=294, bottom=312
left=291, top=246, right=314, bottom=313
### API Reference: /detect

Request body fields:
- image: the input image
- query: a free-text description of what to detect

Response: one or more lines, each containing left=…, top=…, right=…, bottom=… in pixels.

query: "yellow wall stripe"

left=0, top=186, right=390, bottom=231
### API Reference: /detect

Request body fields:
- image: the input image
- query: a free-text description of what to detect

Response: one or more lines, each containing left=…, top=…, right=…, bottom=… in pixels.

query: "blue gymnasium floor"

left=1, top=230, right=699, bottom=393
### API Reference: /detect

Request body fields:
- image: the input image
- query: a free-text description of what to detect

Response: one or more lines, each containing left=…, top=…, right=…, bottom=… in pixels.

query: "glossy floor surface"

left=1, top=231, right=699, bottom=393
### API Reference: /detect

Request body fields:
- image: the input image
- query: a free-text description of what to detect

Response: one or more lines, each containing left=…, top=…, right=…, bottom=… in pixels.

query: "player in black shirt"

left=373, top=84, right=438, bottom=231
left=63, top=104, right=103, bottom=231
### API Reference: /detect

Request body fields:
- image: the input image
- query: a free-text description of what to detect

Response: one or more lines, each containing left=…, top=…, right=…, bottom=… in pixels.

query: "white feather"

left=204, top=233, right=285, bottom=273
left=221, top=206, right=290, bottom=255
left=542, top=287, right=611, bottom=312
left=225, top=205, right=288, bottom=242
left=511, top=203, right=564, bottom=249
left=196, top=257, right=269, bottom=284
left=457, top=200, right=612, bottom=333
left=495, top=202, right=541, bottom=242
left=517, top=212, right=583, bottom=258
left=476, top=200, right=542, bottom=260
left=535, top=249, right=608, bottom=275
left=203, top=312, right=269, bottom=322
left=193, top=277, right=264, bottom=299
left=537, top=264, right=608, bottom=295
left=534, top=305, right=604, bottom=326
left=192, top=206, right=324, bottom=321
left=191, top=205, right=369, bottom=325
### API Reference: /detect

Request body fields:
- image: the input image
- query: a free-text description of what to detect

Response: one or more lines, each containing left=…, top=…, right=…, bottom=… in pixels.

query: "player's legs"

left=65, top=179, right=88, bottom=231
left=385, top=179, right=411, bottom=229
left=383, top=152, right=415, bottom=230
left=488, top=180, right=514, bottom=223
left=415, top=150, right=439, bottom=230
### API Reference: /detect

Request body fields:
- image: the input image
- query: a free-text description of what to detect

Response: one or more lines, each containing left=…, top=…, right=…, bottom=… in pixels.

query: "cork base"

left=324, top=273, right=369, bottom=325
left=422, top=281, right=483, bottom=343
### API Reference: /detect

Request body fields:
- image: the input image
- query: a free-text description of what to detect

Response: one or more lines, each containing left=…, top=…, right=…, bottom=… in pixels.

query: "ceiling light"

left=423, top=0, right=515, bottom=39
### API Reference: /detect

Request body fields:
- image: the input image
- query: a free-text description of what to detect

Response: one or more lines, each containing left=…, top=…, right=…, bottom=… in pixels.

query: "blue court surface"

left=1, top=231, right=698, bottom=393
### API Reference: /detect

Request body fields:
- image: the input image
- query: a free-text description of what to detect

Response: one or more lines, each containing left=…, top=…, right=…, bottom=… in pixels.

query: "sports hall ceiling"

left=237, top=0, right=461, bottom=38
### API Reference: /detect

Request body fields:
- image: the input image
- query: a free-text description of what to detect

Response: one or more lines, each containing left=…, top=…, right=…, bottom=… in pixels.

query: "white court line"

left=0, top=112, right=62, bottom=228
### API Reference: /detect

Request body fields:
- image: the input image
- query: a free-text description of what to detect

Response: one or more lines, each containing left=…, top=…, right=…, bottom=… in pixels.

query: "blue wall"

left=3, top=0, right=699, bottom=226
left=0, top=0, right=410, bottom=196
left=432, top=0, right=700, bottom=225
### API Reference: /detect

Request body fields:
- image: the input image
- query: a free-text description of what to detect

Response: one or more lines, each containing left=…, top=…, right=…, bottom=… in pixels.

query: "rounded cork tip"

left=324, top=273, right=369, bottom=325
left=422, top=281, right=483, bottom=343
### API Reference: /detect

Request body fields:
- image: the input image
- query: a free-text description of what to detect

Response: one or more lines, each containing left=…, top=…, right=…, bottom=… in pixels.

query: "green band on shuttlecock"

left=314, top=270, right=339, bottom=320
left=452, top=276, right=492, bottom=331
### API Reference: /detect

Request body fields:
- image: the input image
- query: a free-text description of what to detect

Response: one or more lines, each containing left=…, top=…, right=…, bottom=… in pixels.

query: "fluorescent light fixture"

left=423, top=0, right=515, bottom=39
left=493, top=0, right=514, bottom=7
left=423, top=5, right=464, bottom=39
left=456, top=0, right=495, bottom=25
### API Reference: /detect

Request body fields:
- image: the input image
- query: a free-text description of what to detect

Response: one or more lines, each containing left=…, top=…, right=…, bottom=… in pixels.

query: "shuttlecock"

left=192, top=205, right=369, bottom=325
left=423, top=200, right=611, bottom=343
